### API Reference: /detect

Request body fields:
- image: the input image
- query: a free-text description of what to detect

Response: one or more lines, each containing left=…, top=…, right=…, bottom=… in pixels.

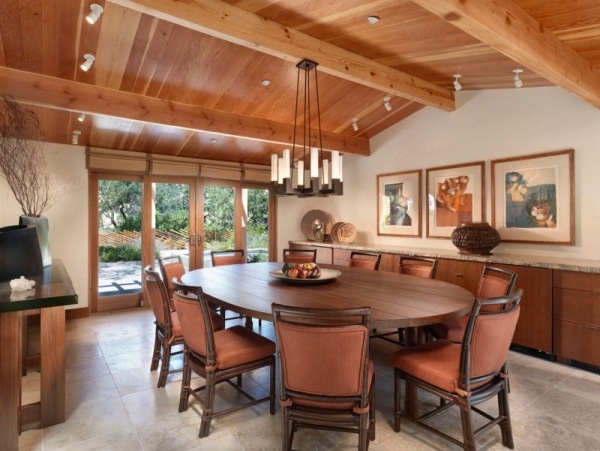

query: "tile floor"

left=19, top=308, right=600, bottom=450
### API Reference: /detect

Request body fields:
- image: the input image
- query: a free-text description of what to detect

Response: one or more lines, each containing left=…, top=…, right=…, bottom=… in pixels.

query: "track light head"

left=77, top=113, right=86, bottom=122
left=80, top=54, right=95, bottom=72
left=453, top=74, right=462, bottom=91
left=513, top=69, right=523, bottom=88
left=72, top=130, right=81, bottom=145
left=352, top=118, right=359, bottom=132
left=86, top=3, right=104, bottom=24
left=383, top=96, right=392, bottom=112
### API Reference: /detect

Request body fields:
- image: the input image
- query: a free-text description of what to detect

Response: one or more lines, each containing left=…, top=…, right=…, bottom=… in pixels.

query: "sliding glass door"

left=90, top=174, right=274, bottom=312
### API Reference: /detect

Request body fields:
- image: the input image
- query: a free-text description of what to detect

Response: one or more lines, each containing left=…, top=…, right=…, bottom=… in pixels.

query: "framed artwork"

left=491, top=149, right=574, bottom=244
left=426, top=161, right=485, bottom=238
left=377, top=170, right=421, bottom=237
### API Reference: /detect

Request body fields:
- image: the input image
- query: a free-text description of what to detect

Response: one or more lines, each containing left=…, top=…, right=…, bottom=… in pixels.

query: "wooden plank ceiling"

left=1, top=0, right=600, bottom=166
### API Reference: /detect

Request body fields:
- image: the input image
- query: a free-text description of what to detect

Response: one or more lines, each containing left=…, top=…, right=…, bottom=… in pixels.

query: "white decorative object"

left=10, top=276, right=36, bottom=291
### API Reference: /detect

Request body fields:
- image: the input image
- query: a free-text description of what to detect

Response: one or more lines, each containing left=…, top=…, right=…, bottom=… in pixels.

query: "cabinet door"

left=435, top=259, right=484, bottom=295
left=333, top=248, right=351, bottom=266
left=494, top=264, right=552, bottom=352
left=436, top=259, right=552, bottom=353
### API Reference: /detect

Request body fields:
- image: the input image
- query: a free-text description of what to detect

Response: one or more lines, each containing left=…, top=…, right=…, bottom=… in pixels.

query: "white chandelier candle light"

left=271, top=59, right=343, bottom=197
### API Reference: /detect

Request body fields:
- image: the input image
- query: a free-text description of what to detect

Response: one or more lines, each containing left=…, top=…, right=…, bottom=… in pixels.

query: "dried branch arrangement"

left=0, top=94, right=52, bottom=217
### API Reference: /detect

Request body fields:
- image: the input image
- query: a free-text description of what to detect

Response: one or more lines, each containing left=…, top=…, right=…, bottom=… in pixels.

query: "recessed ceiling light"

left=210, top=138, right=217, bottom=144
left=261, top=79, right=271, bottom=87
left=367, top=15, right=380, bottom=24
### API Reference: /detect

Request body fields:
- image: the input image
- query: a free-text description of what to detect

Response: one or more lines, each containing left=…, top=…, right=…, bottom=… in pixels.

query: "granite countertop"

left=289, top=240, right=600, bottom=274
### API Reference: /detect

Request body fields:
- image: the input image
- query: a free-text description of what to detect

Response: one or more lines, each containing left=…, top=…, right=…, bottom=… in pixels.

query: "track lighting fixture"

left=352, top=118, right=359, bottom=132
left=453, top=74, right=462, bottom=91
left=383, top=96, right=392, bottom=112
left=77, top=113, right=86, bottom=122
left=72, top=130, right=81, bottom=145
left=80, top=54, right=95, bottom=72
left=86, top=3, right=104, bottom=24
left=513, top=69, right=523, bottom=88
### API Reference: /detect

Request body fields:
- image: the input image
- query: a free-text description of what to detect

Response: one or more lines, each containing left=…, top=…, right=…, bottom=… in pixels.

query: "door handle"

left=190, top=234, right=196, bottom=246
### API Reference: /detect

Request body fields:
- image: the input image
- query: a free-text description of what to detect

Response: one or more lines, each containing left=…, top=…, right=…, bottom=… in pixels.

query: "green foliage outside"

left=98, top=181, right=269, bottom=262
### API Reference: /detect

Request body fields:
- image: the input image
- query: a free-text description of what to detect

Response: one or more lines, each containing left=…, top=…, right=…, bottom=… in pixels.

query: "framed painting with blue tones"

left=491, top=149, right=574, bottom=244
left=377, top=169, right=421, bottom=237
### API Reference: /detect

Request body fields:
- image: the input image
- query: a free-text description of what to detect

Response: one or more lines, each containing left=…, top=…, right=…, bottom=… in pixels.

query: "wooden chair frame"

left=210, top=249, right=245, bottom=266
left=349, top=251, right=382, bottom=271
left=173, top=280, right=276, bottom=438
left=282, top=248, right=317, bottom=264
left=272, top=304, right=375, bottom=451
left=143, top=265, right=184, bottom=388
left=394, top=289, right=523, bottom=450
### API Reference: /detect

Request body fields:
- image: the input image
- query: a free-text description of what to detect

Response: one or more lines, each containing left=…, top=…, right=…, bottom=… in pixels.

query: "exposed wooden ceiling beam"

left=107, top=0, right=456, bottom=112
left=0, top=66, right=370, bottom=156
left=411, top=0, right=600, bottom=109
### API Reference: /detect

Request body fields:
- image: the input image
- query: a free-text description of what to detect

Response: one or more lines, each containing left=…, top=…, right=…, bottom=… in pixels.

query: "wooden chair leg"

left=178, top=351, right=191, bottom=412
left=199, top=372, right=216, bottom=438
left=393, top=368, right=402, bottom=432
left=157, top=342, right=171, bottom=388
left=499, top=384, right=515, bottom=448
left=150, top=326, right=160, bottom=372
left=459, top=401, right=476, bottom=451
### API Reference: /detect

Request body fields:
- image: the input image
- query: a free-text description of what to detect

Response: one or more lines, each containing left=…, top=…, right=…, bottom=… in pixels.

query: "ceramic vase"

left=0, top=224, right=44, bottom=281
left=19, top=215, right=52, bottom=267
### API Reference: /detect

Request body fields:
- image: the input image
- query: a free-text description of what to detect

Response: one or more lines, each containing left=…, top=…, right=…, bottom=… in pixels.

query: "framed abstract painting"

left=377, top=170, right=421, bottom=237
left=491, top=149, right=574, bottom=244
left=426, top=161, right=485, bottom=238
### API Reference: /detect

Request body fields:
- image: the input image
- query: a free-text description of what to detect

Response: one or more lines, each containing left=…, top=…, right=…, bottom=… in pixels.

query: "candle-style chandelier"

left=271, top=59, right=343, bottom=197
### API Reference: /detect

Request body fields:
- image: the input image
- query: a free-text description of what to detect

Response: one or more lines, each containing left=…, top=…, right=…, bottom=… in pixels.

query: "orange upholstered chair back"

left=158, top=256, right=186, bottom=299
left=282, top=248, right=316, bottom=264
left=460, top=289, right=522, bottom=388
left=172, top=283, right=215, bottom=363
left=349, top=252, right=381, bottom=271
left=273, top=304, right=371, bottom=404
left=211, top=249, right=245, bottom=266
left=476, top=266, right=518, bottom=312
left=143, top=266, right=172, bottom=331
left=398, top=256, right=438, bottom=279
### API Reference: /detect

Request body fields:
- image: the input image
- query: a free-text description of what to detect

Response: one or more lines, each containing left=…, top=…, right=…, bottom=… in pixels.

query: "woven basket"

left=451, top=222, right=500, bottom=255
left=331, top=222, right=356, bottom=244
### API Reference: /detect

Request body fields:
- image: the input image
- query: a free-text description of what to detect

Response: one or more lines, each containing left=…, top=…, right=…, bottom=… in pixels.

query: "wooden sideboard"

left=289, top=241, right=600, bottom=368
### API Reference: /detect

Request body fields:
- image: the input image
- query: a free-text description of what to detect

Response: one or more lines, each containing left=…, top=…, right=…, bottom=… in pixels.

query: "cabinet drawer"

left=553, top=320, right=600, bottom=366
left=553, top=270, right=600, bottom=292
left=553, top=288, right=600, bottom=327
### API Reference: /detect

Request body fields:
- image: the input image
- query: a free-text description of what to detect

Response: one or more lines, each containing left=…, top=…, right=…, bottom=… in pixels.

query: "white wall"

left=277, top=87, right=600, bottom=261
left=1, top=143, right=89, bottom=309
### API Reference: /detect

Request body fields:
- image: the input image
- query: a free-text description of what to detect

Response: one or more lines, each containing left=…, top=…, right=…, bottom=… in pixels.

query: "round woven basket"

left=451, top=222, right=500, bottom=255
left=330, top=222, right=356, bottom=244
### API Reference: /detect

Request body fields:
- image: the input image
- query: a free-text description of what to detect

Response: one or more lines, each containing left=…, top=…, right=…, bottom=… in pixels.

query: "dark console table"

left=0, top=260, right=78, bottom=451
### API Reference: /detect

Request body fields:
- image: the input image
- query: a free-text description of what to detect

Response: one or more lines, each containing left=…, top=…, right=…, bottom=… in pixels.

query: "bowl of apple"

left=270, top=263, right=341, bottom=285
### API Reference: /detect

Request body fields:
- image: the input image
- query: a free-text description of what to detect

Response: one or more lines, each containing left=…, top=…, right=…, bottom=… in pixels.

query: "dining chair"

left=397, top=255, right=438, bottom=279
left=372, top=256, right=438, bottom=345
left=172, top=280, right=276, bottom=438
left=143, top=265, right=185, bottom=388
left=349, top=251, right=382, bottom=270
left=211, top=249, right=245, bottom=266
left=432, top=266, right=518, bottom=343
left=392, top=289, right=523, bottom=450
left=158, top=255, right=186, bottom=308
left=271, top=303, right=375, bottom=451
left=282, top=248, right=316, bottom=264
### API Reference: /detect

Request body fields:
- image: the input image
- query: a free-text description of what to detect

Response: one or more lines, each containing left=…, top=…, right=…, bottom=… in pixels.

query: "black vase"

left=0, top=224, right=44, bottom=282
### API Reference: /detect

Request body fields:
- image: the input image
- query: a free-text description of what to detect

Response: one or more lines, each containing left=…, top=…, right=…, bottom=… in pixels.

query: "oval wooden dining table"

left=180, top=262, right=474, bottom=330
left=181, top=261, right=475, bottom=421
